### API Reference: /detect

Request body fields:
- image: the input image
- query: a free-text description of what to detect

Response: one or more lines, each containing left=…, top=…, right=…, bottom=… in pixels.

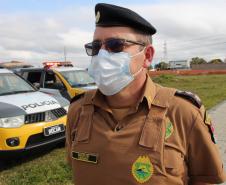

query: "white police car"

left=0, top=68, right=69, bottom=154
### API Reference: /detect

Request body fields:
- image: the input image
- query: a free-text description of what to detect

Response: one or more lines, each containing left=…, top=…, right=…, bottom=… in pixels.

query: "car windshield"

left=0, top=73, right=35, bottom=96
left=60, top=70, right=95, bottom=87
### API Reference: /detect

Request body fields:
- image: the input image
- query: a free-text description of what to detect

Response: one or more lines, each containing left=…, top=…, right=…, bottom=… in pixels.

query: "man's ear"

left=143, top=45, right=154, bottom=68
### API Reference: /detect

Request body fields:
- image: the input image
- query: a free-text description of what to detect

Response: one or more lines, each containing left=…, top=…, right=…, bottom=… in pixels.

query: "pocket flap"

left=139, top=117, right=164, bottom=151
left=76, top=105, right=93, bottom=142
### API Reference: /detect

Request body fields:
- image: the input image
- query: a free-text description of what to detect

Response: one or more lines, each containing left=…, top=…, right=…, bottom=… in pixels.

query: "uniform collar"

left=139, top=74, right=156, bottom=110
left=93, top=90, right=112, bottom=112
left=92, top=74, right=157, bottom=111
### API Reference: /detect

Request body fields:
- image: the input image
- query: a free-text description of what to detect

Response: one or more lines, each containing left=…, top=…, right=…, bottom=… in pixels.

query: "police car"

left=17, top=62, right=97, bottom=100
left=0, top=68, right=69, bottom=153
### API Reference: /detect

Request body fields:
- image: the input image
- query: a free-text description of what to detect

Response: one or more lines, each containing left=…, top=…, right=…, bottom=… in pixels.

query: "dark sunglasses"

left=84, top=38, right=145, bottom=56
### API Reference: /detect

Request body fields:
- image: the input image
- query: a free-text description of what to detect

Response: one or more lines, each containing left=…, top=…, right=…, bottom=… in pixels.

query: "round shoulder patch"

left=132, top=156, right=153, bottom=183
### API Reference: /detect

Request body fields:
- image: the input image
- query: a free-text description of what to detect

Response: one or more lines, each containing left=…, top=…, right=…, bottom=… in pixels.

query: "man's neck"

left=106, top=72, right=147, bottom=108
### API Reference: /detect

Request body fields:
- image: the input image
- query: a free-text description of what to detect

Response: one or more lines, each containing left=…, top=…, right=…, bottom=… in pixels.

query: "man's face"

left=93, top=27, right=153, bottom=75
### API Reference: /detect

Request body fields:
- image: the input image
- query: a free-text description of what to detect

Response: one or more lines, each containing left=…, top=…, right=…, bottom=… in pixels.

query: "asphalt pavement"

left=209, top=101, right=226, bottom=185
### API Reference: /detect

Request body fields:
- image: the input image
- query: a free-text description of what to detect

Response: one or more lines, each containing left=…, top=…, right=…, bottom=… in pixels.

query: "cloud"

left=127, top=0, right=226, bottom=63
left=0, top=7, right=94, bottom=67
left=58, top=28, right=93, bottom=50
left=0, top=0, right=226, bottom=68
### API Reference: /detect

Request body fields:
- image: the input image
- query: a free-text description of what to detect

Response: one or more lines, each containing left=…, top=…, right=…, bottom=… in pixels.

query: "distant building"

left=169, top=60, right=190, bottom=70
left=191, top=63, right=226, bottom=70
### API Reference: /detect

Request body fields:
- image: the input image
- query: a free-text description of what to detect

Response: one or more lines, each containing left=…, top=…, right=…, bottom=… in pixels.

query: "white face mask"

left=88, top=49, right=144, bottom=96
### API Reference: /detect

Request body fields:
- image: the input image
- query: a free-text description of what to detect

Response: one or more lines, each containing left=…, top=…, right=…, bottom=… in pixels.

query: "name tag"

left=72, top=151, right=98, bottom=164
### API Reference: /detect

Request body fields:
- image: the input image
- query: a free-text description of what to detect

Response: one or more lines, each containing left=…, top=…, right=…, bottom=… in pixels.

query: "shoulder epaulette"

left=175, top=90, right=202, bottom=108
left=70, top=93, right=85, bottom=104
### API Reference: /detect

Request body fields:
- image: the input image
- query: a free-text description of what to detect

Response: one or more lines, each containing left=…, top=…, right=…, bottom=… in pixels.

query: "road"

left=209, top=101, right=226, bottom=185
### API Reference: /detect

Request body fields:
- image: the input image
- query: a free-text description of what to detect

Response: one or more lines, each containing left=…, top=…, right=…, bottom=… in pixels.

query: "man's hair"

left=134, top=29, right=152, bottom=45
left=142, top=34, right=152, bottom=45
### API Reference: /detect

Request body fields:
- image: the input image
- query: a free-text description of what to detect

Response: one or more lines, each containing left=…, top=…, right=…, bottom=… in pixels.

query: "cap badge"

left=165, top=120, right=174, bottom=140
left=132, top=156, right=153, bottom=183
left=96, top=11, right=100, bottom=23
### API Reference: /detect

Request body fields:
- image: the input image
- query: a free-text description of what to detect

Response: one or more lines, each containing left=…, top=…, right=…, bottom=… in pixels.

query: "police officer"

left=66, top=3, right=226, bottom=185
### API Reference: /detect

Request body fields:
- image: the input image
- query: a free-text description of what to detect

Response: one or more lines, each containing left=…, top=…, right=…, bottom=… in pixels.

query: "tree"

left=190, top=57, right=207, bottom=65
left=154, top=62, right=169, bottom=70
left=209, top=59, right=223, bottom=64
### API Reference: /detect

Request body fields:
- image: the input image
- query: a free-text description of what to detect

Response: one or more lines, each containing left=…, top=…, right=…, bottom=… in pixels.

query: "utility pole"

left=163, top=41, right=168, bottom=63
left=64, top=46, right=67, bottom=62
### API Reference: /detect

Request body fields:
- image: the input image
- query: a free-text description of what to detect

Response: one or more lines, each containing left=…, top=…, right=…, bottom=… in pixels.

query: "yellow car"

left=0, top=68, right=69, bottom=154
left=17, top=63, right=97, bottom=100
left=52, top=67, right=97, bottom=98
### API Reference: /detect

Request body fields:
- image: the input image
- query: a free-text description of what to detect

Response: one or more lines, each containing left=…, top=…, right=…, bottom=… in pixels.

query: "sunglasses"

left=84, top=38, right=145, bottom=56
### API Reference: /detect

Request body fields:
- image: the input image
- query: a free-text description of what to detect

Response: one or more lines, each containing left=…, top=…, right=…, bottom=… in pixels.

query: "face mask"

left=88, top=49, right=144, bottom=96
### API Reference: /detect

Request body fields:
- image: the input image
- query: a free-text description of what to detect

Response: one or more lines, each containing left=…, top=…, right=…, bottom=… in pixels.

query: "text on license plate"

left=44, top=124, right=65, bottom=136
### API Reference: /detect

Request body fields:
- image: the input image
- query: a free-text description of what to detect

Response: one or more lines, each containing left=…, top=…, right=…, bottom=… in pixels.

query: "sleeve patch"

left=204, top=111, right=212, bottom=125
left=175, top=90, right=202, bottom=108
left=204, top=111, right=216, bottom=144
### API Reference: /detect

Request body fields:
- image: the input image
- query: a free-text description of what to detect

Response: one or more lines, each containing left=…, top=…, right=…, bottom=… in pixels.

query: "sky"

left=0, top=0, right=226, bottom=68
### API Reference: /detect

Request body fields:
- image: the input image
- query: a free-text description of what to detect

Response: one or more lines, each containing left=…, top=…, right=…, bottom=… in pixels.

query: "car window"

left=44, top=72, right=64, bottom=90
left=0, top=73, right=35, bottom=95
left=22, top=71, right=42, bottom=86
left=60, top=70, right=95, bottom=87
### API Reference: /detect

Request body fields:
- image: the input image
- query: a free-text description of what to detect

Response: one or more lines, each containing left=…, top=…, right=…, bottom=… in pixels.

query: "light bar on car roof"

left=43, top=61, right=73, bottom=69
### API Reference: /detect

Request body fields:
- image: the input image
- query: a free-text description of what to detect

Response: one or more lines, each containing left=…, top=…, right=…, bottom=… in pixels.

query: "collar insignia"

left=132, top=156, right=153, bottom=183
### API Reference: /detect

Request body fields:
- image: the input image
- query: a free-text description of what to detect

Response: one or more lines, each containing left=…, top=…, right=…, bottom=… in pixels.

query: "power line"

left=154, top=40, right=226, bottom=53
left=153, top=33, right=226, bottom=47
left=167, top=41, right=226, bottom=53
left=171, top=34, right=226, bottom=44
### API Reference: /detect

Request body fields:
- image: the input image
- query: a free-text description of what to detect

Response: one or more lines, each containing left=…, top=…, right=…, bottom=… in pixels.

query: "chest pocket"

left=139, top=106, right=166, bottom=152
left=138, top=104, right=169, bottom=176
left=164, top=146, right=185, bottom=176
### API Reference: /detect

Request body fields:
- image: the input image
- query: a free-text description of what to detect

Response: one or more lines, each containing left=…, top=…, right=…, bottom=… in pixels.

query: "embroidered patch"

left=72, top=151, right=98, bottom=164
left=204, top=111, right=212, bottom=125
left=204, top=111, right=216, bottom=143
left=132, top=156, right=153, bottom=183
left=165, top=121, right=174, bottom=140
left=96, top=11, right=100, bottom=23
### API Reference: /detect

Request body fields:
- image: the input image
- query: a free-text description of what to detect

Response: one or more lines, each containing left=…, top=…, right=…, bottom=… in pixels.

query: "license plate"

left=44, top=124, right=65, bottom=136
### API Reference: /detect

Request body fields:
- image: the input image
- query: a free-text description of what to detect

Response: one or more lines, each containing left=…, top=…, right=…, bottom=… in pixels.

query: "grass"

left=1, top=74, right=226, bottom=185
left=0, top=145, right=73, bottom=185
left=152, top=74, right=226, bottom=109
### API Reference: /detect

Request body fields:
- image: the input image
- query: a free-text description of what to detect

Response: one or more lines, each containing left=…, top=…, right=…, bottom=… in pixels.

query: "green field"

left=153, top=74, right=226, bottom=109
left=1, top=74, right=226, bottom=185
